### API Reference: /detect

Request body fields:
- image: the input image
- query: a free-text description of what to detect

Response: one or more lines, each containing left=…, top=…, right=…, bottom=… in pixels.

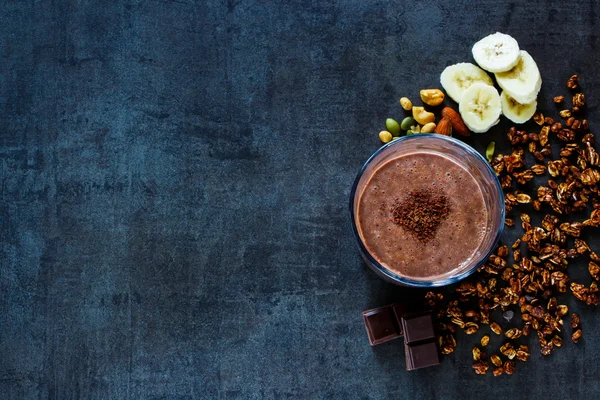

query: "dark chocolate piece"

left=405, top=340, right=440, bottom=371
left=401, top=312, right=436, bottom=344
left=391, top=304, right=406, bottom=335
left=362, top=306, right=401, bottom=346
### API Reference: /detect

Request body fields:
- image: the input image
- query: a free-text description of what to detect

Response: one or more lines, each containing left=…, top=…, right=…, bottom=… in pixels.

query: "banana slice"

left=472, top=32, right=520, bottom=73
left=500, top=91, right=537, bottom=124
left=440, top=63, right=494, bottom=103
left=495, top=50, right=542, bottom=104
left=458, top=83, right=502, bottom=133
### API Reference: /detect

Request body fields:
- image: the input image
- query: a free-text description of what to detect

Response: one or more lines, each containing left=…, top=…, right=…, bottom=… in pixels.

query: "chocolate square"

left=401, top=312, right=435, bottom=344
left=391, top=304, right=406, bottom=335
left=405, top=340, right=440, bottom=371
left=362, top=306, right=401, bottom=346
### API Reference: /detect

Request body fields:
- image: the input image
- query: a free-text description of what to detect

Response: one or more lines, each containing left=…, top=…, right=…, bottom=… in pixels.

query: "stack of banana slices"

left=440, top=32, right=542, bottom=133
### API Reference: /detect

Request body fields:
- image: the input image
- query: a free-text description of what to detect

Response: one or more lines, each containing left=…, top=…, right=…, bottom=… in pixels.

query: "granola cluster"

left=427, top=75, right=597, bottom=376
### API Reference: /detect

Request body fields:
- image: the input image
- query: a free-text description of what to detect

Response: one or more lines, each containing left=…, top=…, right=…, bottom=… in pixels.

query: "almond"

left=441, top=107, right=470, bottom=137
left=435, top=117, right=453, bottom=136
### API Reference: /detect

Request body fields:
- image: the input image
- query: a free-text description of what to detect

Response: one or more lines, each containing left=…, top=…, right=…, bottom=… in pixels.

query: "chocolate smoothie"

left=357, top=151, right=489, bottom=280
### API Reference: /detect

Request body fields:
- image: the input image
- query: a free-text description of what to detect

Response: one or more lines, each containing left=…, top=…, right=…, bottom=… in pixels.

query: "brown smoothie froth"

left=357, top=151, right=489, bottom=280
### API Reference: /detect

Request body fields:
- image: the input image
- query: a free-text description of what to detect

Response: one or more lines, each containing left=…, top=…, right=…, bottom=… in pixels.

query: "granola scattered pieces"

left=425, top=76, right=599, bottom=375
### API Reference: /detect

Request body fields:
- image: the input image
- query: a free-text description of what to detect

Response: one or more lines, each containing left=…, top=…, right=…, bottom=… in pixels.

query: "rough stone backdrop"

left=2, top=1, right=600, bottom=399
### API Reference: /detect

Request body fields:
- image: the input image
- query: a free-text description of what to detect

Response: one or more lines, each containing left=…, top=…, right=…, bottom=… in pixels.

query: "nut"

left=573, top=93, right=586, bottom=108
left=533, top=112, right=545, bottom=125
left=441, top=107, right=470, bottom=136
left=412, top=106, right=435, bottom=125
left=434, top=118, right=452, bottom=136
left=400, top=117, right=416, bottom=130
left=554, top=95, right=565, bottom=103
left=421, top=122, right=437, bottom=133
left=379, top=130, right=392, bottom=143
left=400, top=97, right=413, bottom=111
left=420, top=89, right=445, bottom=106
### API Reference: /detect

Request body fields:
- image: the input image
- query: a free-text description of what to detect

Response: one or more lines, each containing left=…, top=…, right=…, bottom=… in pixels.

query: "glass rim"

left=349, top=134, right=506, bottom=287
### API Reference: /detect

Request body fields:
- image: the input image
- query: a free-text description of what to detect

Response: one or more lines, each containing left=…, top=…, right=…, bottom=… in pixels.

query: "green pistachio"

left=400, top=117, right=416, bottom=131
left=385, top=118, right=401, bottom=136
left=486, top=141, right=496, bottom=162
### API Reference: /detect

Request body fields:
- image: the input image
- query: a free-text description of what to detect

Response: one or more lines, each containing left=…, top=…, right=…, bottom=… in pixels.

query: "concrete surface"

left=2, top=1, right=600, bottom=399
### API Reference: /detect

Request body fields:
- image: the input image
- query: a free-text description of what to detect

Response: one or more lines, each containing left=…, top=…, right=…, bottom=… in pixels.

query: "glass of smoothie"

left=349, top=134, right=505, bottom=287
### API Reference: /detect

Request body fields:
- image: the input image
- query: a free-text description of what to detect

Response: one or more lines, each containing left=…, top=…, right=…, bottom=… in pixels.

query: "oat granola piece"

left=490, top=354, right=503, bottom=367
left=472, top=360, right=489, bottom=375
left=481, top=335, right=490, bottom=347
left=503, top=360, right=516, bottom=375
left=572, top=329, right=583, bottom=343
left=490, top=322, right=502, bottom=335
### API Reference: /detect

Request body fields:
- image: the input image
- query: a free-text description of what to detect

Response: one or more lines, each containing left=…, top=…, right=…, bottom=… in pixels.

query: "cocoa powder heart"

left=390, top=189, right=451, bottom=243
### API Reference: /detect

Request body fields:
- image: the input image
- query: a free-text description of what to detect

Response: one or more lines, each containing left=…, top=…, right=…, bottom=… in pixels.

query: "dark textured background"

left=2, top=1, right=600, bottom=399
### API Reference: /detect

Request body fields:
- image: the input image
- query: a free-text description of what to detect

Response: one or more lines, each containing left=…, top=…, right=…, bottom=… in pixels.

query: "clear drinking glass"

left=349, top=134, right=505, bottom=287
